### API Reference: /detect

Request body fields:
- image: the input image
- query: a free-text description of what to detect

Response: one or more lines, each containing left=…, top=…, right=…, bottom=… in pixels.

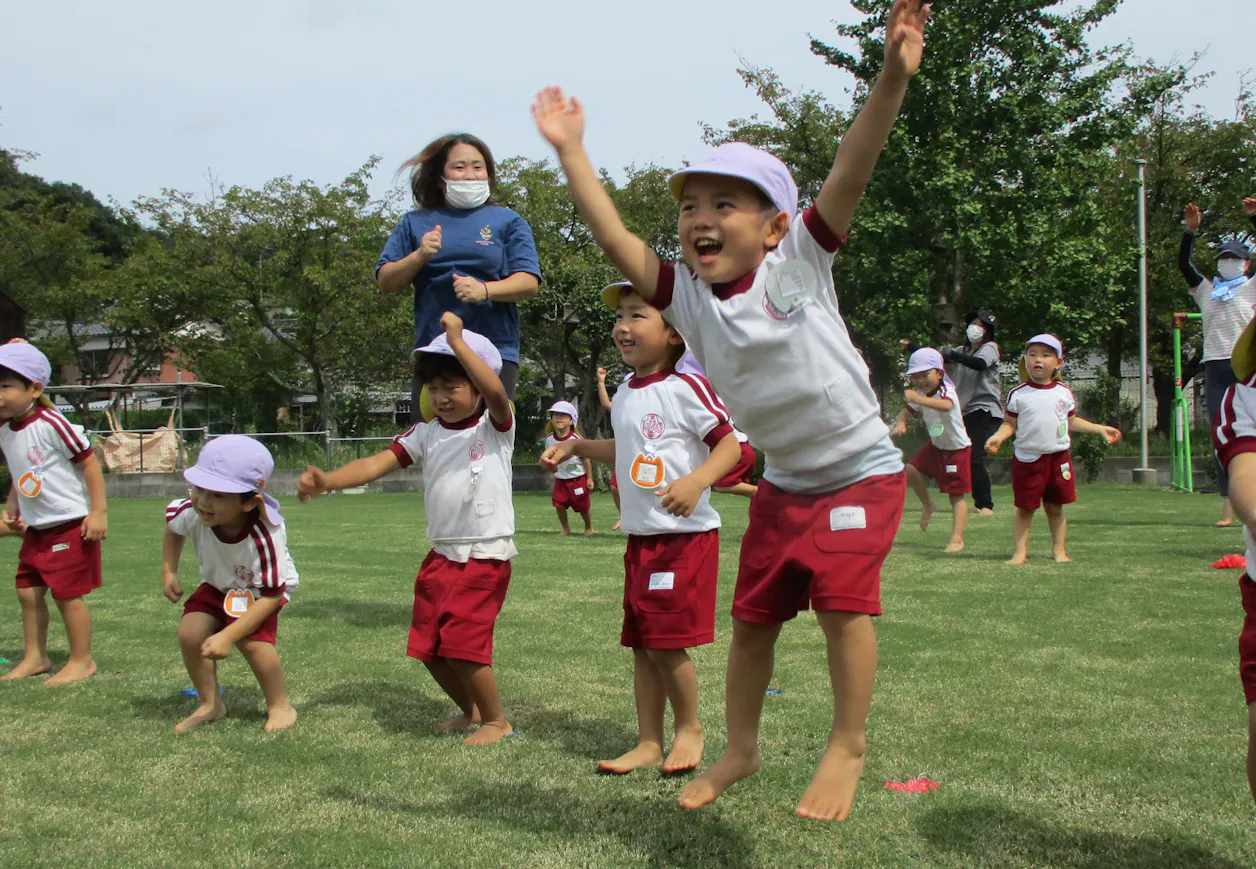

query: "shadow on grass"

left=284, top=599, right=412, bottom=629
left=325, top=780, right=756, bottom=868
left=508, top=699, right=640, bottom=761
left=305, top=680, right=452, bottom=736
left=916, top=803, right=1245, bottom=869
left=130, top=685, right=268, bottom=723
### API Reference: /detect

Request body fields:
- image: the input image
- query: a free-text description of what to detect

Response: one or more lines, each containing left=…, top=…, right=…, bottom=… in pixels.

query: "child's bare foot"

left=464, top=720, right=513, bottom=746
left=612, top=519, right=621, bottom=531
left=944, top=540, right=965, bottom=553
left=434, top=711, right=480, bottom=733
left=1052, top=551, right=1072, bottom=563
left=1005, top=552, right=1027, bottom=565
left=1, top=655, right=52, bottom=680
left=918, top=501, right=935, bottom=532
left=175, top=698, right=227, bottom=732
left=977, top=508, right=995, bottom=516
left=663, top=727, right=704, bottom=775
left=583, top=528, right=596, bottom=536
left=1217, top=519, right=1234, bottom=528
left=44, top=658, right=96, bottom=685
left=679, top=746, right=760, bottom=809
left=795, top=740, right=866, bottom=822
left=598, top=742, right=663, bottom=774
left=559, top=529, right=571, bottom=537
left=264, top=704, right=298, bottom=732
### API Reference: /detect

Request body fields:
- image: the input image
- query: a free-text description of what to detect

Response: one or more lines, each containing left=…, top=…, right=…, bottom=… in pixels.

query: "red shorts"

left=714, top=442, right=757, bottom=489
left=733, top=472, right=905, bottom=623
left=409, top=550, right=511, bottom=666
left=908, top=444, right=972, bottom=495
left=15, top=519, right=102, bottom=602
left=182, top=582, right=286, bottom=645
left=609, top=472, right=618, bottom=491
left=621, top=529, right=719, bottom=650
left=1012, top=451, right=1077, bottom=510
left=1240, top=574, right=1256, bottom=704
left=552, top=476, right=591, bottom=513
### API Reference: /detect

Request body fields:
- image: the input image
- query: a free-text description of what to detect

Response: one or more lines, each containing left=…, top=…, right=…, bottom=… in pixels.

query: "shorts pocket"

left=814, top=504, right=889, bottom=555
left=447, top=572, right=509, bottom=625
left=635, top=556, right=690, bottom=614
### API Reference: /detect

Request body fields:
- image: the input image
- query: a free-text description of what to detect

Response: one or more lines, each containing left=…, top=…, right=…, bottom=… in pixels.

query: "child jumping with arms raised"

left=544, top=400, right=595, bottom=536
left=543, top=281, right=741, bottom=776
left=162, top=435, right=299, bottom=732
left=0, top=341, right=107, bottom=684
left=891, top=347, right=971, bottom=552
left=299, top=315, right=516, bottom=745
left=985, top=334, right=1121, bottom=564
left=532, top=0, right=929, bottom=821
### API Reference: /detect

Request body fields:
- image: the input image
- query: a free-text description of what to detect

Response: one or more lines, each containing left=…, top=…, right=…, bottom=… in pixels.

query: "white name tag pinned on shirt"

left=824, top=372, right=854, bottom=406
left=475, top=500, right=495, bottom=518
left=648, top=572, right=675, bottom=591
left=765, top=260, right=818, bottom=316
left=830, top=506, right=867, bottom=532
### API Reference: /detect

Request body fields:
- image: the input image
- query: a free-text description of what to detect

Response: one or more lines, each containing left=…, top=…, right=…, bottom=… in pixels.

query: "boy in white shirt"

left=543, top=282, right=741, bottom=777
left=532, top=0, right=928, bottom=821
left=162, top=435, right=299, bottom=732
left=985, top=334, right=1121, bottom=564
left=891, top=347, right=970, bottom=552
left=0, top=341, right=107, bottom=684
left=299, top=315, right=517, bottom=746
left=544, top=400, right=595, bottom=536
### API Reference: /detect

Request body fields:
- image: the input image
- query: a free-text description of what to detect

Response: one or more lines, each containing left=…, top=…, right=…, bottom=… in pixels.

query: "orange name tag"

left=223, top=589, right=253, bottom=618
left=630, top=453, right=665, bottom=489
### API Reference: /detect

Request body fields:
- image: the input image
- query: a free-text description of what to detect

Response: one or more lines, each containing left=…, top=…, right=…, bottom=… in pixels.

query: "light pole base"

left=1132, top=467, right=1159, bottom=486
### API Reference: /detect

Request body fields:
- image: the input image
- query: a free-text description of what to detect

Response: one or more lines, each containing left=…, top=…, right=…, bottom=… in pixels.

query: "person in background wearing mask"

left=1182, top=198, right=1256, bottom=527
left=377, top=133, right=542, bottom=419
left=902, top=310, right=1003, bottom=515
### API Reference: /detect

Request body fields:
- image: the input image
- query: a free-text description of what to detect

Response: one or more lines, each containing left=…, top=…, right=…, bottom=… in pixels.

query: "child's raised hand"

left=1100, top=426, right=1122, bottom=445
left=904, top=388, right=921, bottom=404
left=1184, top=203, right=1202, bottom=233
left=1245, top=197, right=1256, bottom=217
left=883, top=0, right=930, bottom=82
left=201, top=633, right=232, bottom=661
left=162, top=574, right=183, bottom=603
left=985, top=434, right=1004, bottom=455
left=532, top=86, right=585, bottom=151
left=297, top=465, right=328, bottom=502
left=441, top=310, right=466, bottom=339
left=657, top=475, right=703, bottom=518
left=418, top=225, right=442, bottom=261
left=540, top=443, right=574, bottom=473
left=597, top=367, right=607, bottom=383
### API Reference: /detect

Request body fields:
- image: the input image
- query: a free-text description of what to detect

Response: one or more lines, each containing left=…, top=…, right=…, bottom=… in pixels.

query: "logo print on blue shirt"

left=477, top=226, right=494, bottom=246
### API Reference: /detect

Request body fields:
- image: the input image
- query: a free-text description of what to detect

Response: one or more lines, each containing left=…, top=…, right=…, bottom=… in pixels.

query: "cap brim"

left=1234, top=318, right=1256, bottom=380
left=601, top=282, right=632, bottom=309
left=668, top=167, right=775, bottom=209
left=183, top=466, right=253, bottom=495
left=906, top=365, right=935, bottom=375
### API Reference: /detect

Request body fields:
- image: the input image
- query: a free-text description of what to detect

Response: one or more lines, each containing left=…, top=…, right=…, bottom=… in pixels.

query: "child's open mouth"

left=694, top=238, right=722, bottom=264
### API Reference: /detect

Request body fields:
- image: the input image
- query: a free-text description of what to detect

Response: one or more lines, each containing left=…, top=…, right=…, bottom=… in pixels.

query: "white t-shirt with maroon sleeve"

left=165, top=499, right=299, bottom=600
left=908, top=377, right=971, bottom=451
left=544, top=432, right=586, bottom=480
left=0, top=407, right=93, bottom=529
left=1004, top=380, right=1076, bottom=461
left=653, top=207, right=902, bottom=494
left=389, top=409, right=516, bottom=562
left=612, top=369, right=735, bottom=536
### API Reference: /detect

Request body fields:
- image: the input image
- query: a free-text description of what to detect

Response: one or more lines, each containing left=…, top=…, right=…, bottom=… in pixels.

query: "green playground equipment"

left=1171, top=312, right=1202, bottom=492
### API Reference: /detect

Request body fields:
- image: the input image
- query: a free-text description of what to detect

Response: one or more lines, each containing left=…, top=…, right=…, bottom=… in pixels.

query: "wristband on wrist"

left=482, top=281, right=490, bottom=302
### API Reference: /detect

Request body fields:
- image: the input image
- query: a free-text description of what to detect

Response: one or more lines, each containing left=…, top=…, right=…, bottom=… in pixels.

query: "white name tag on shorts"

left=830, top=506, right=867, bottom=532
left=52, top=543, right=70, bottom=553
left=648, top=572, right=675, bottom=591
left=573, top=487, right=584, bottom=496
left=475, top=500, right=495, bottom=518
left=945, top=465, right=958, bottom=474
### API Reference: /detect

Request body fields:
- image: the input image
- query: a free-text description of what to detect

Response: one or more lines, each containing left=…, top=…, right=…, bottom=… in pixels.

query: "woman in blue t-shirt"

left=377, top=133, right=541, bottom=418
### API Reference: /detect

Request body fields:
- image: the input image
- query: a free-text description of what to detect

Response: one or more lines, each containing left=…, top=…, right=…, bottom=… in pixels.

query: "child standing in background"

left=545, top=401, right=595, bottom=536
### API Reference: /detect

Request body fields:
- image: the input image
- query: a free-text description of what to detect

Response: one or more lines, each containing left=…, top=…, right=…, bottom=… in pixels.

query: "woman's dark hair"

left=415, top=352, right=472, bottom=386
left=401, top=133, right=498, bottom=210
left=0, top=365, right=33, bottom=388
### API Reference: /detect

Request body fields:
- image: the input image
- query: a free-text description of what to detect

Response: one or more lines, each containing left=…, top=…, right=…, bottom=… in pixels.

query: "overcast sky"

left=1, top=0, right=1249, bottom=208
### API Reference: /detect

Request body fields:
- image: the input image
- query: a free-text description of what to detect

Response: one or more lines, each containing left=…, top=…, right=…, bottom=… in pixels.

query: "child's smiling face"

left=614, top=290, right=683, bottom=373
left=677, top=174, right=790, bottom=285
left=0, top=373, right=40, bottom=422
left=1025, top=344, right=1062, bottom=384
left=908, top=369, right=942, bottom=393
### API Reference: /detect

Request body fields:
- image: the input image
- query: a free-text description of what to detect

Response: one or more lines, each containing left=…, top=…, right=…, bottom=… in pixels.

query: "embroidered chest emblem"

left=27, top=445, right=45, bottom=465
left=1054, top=399, right=1069, bottom=419
left=233, top=565, right=255, bottom=586
left=469, top=440, right=486, bottom=461
left=477, top=226, right=494, bottom=246
left=641, top=413, right=665, bottom=440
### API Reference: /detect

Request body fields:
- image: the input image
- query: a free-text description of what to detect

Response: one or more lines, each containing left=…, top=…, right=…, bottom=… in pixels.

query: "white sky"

left=1, top=0, right=1250, bottom=207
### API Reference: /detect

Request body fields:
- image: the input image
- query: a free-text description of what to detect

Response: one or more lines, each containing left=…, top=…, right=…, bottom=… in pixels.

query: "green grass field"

left=1, top=485, right=1254, bottom=868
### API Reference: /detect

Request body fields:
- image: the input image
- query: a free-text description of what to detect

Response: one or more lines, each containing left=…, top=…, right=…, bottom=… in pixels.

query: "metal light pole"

left=1133, top=159, right=1156, bottom=485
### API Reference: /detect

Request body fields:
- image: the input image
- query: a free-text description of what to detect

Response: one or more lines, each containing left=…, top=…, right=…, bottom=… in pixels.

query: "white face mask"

left=443, top=179, right=490, bottom=210
left=966, top=324, right=986, bottom=344
left=1218, top=259, right=1246, bottom=282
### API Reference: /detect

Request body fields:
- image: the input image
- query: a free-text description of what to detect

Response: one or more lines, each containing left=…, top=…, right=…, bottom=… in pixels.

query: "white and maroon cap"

left=907, top=347, right=945, bottom=375
left=413, top=328, right=503, bottom=375
left=668, top=143, right=799, bottom=222
left=548, top=400, right=578, bottom=426
left=1026, top=333, right=1064, bottom=357
left=0, top=340, right=52, bottom=385
left=184, top=434, right=282, bottom=525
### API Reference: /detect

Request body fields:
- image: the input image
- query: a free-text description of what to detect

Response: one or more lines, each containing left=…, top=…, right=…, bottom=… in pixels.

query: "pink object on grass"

left=883, top=777, right=940, bottom=794
left=1213, top=554, right=1248, bottom=569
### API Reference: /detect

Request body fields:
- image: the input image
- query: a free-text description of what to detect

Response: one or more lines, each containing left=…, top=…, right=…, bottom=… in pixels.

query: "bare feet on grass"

left=434, top=711, right=480, bottom=733
left=264, top=704, right=298, bottom=733
left=1005, top=552, right=1027, bottom=565
left=598, top=742, right=663, bottom=775
left=943, top=540, right=965, bottom=553
left=977, top=508, right=995, bottom=516
left=44, top=658, right=96, bottom=685
left=662, top=727, right=704, bottom=775
left=678, top=747, right=760, bottom=809
left=583, top=528, right=596, bottom=537
left=611, top=520, right=621, bottom=532
left=1, top=655, right=51, bottom=680
left=176, top=698, right=227, bottom=732
left=559, top=529, right=571, bottom=537
left=918, top=501, right=935, bottom=532
left=464, top=719, right=513, bottom=746
left=1052, top=550, right=1072, bottom=563
left=795, top=740, right=866, bottom=822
